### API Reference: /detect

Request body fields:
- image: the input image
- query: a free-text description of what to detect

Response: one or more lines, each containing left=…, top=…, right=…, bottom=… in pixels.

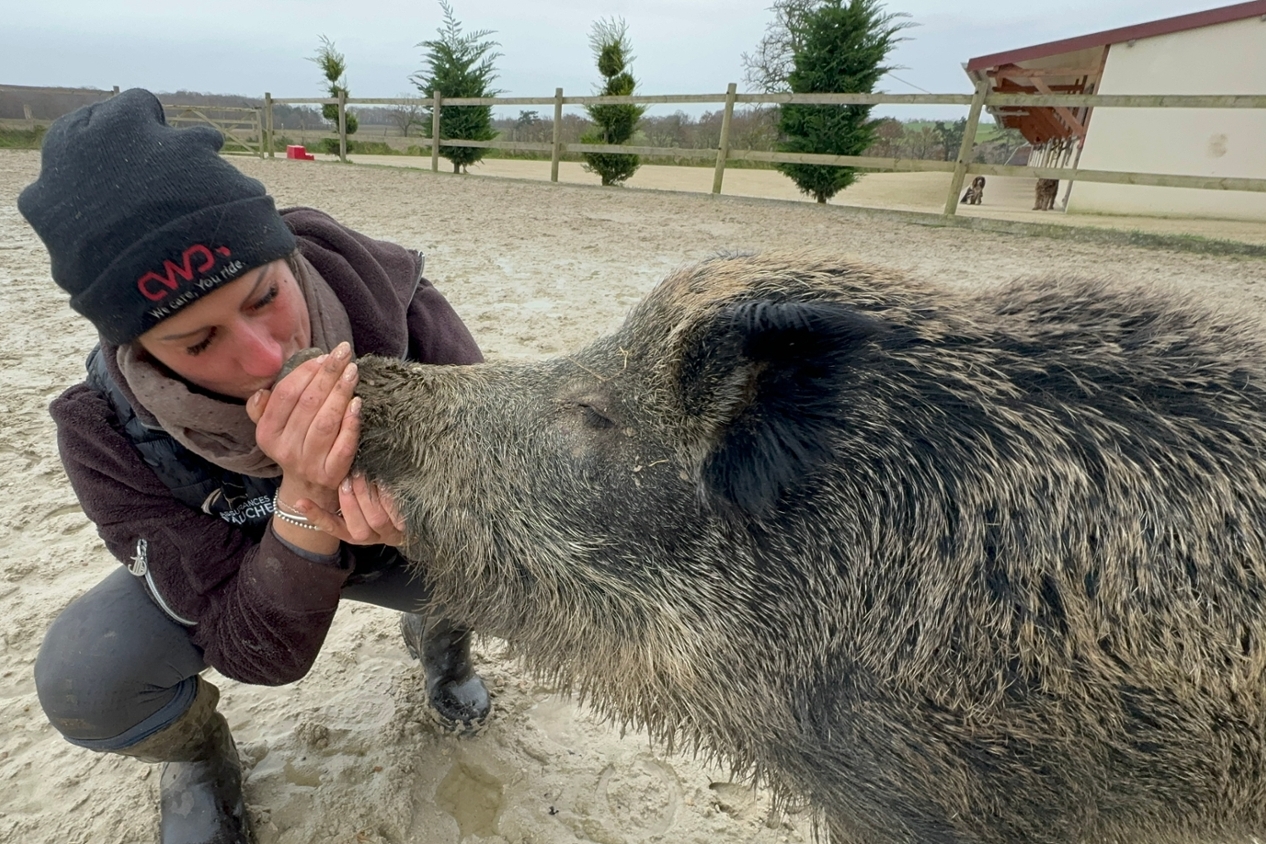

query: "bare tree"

left=388, top=95, right=426, bottom=137
left=741, top=0, right=824, bottom=94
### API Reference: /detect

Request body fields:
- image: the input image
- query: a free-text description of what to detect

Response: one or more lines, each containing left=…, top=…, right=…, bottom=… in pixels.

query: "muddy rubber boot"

left=119, top=677, right=252, bottom=844
left=400, top=613, right=491, bottom=731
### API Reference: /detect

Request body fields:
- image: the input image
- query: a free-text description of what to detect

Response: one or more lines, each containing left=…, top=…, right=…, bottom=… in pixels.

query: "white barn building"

left=964, top=1, right=1266, bottom=222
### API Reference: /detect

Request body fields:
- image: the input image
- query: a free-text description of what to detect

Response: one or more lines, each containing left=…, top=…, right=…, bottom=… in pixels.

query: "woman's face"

left=136, top=258, right=310, bottom=400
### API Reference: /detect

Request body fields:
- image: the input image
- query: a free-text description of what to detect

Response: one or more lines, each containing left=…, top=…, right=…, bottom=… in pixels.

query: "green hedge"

left=0, top=126, right=46, bottom=149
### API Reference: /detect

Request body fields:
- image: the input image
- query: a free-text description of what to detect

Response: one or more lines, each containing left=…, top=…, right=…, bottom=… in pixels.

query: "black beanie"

left=17, top=88, right=296, bottom=345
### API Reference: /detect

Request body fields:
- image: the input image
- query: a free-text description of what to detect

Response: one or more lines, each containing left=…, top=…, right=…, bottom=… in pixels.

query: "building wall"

left=1066, top=16, right=1266, bottom=222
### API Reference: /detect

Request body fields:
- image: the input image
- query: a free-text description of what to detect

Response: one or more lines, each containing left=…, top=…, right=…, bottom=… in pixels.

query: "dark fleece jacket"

left=49, top=208, right=482, bottom=685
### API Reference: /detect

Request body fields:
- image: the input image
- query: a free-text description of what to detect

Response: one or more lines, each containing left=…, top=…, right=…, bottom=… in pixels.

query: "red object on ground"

left=286, top=145, right=316, bottom=161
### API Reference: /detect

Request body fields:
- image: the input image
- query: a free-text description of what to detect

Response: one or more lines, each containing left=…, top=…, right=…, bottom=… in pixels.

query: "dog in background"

left=961, top=175, right=986, bottom=205
left=1034, top=178, right=1059, bottom=210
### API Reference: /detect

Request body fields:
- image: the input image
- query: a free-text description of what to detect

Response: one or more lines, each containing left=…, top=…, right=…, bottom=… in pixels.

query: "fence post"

left=712, top=82, right=738, bottom=195
left=337, top=91, right=348, bottom=162
left=264, top=92, right=274, bottom=159
left=943, top=77, right=988, bottom=217
left=550, top=88, right=564, bottom=183
left=431, top=91, right=441, bottom=172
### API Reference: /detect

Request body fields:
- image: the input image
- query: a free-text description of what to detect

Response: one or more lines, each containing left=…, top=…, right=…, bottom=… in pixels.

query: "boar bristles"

left=353, top=251, right=1266, bottom=844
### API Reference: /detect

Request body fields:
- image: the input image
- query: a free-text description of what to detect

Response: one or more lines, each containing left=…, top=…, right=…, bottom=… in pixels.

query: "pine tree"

left=581, top=18, right=646, bottom=187
left=775, top=0, right=909, bottom=203
left=411, top=0, right=501, bottom=173
left=309, top=36, right=359, bottom=140
left=933, top=117, right=968, bottom=161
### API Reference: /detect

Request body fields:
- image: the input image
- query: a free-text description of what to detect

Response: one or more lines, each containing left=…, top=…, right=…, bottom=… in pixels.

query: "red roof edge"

left=965, top=1, right=1266, bottom=71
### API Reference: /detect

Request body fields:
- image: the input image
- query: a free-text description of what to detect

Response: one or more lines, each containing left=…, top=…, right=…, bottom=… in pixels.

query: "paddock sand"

left=326, top=153, right=1266, bottom=246
left=2, top=147, right=1265, bottom=844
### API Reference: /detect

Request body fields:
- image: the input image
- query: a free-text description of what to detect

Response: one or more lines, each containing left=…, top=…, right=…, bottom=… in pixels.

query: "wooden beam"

left=728, top=150, right=957, bottom=172
left=1080, top=47, right=1110, bottom=139
left=430, top=139, right=556, bottom=153
left=944, top=77, right=989, bottom=217
left=986, top=93, right=1266, bottom=108
left=712, top=83, right=738, bottom=195
left=966, top=162, right=1266, bottom=192
left=431, top=92, right=977, bottom=107
left=550, top=88, right=563, bottom=183
left=264, top=92, right=274, bottom=159
left=1027, top=77, right=1086, bottom=138
left=274, top=93, right=1266, bottom=110
left=337, top=90, right=347, bottom=163
left=989, top=65, right=1101, bottom=79
left=431, top=91, right=440, bottom=172
left=1013, top=106, right=1073, bottom=145
left=560, top=143, right=719, bottom=159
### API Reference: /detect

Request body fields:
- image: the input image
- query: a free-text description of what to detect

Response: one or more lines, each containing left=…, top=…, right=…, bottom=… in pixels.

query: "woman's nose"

left=235, top=322, right=283, bottom=378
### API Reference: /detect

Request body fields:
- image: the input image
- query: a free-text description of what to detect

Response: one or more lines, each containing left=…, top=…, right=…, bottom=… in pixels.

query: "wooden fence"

left=163, top=104, right=264, bottom=157
left=266, top=87, right=1266, bottom=218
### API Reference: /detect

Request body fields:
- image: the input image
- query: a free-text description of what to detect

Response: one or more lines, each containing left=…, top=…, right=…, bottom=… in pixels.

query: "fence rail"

left=261, top=86, right=1266, bottom=216
left=164, top=104, right=264, bottom=158
left=276, top=93, right=1266, bottom=109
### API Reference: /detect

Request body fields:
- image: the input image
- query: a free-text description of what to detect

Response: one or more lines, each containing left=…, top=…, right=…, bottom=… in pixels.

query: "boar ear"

left=682, top=299, right=887, bottom=516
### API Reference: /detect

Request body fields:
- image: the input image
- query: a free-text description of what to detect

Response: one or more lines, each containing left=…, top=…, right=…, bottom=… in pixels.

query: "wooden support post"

left=943, top=77, right=988, bottom=217
left=337, top=90, right=348, bottom=162
left=1027, top=77, right=1087, bottom=138
left=712, top=83, right=738, bottom=195
left=550, top=88, right=564, bottom=183
left=431, top=91, right=441, bottom=172
left=264, top=92, right=274, bottom=159
left=1060, top=137, right=1086, bottom=210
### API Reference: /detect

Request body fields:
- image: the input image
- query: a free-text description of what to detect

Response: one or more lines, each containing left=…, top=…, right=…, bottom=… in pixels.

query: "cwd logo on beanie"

left=66, top=195, right=296, bottom=345
left=137, top=243, right=237, bottom=301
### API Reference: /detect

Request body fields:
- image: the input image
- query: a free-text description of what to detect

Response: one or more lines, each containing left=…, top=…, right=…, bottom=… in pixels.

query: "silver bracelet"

left=273, top=509, right=322, bottom=531
left=272, top=492, right=321, bottom=530
left=272, top=491, right=309, bottom=521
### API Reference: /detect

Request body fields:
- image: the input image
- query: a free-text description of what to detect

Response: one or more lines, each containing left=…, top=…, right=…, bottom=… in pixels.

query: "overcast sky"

left=2, top=0, right=1221, bottom=120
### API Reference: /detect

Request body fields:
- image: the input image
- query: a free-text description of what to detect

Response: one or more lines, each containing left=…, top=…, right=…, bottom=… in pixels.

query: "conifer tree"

left=775, top=0, right=908, bottom=202
left=581, top=18, right=646, bottom=186
left=411, top=0, right=501, bottom=173
left=310, top=36, right=359, bottom=138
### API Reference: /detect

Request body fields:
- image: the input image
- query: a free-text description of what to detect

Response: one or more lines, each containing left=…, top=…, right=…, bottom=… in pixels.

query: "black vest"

left=86, top=346, right=279, bottom=539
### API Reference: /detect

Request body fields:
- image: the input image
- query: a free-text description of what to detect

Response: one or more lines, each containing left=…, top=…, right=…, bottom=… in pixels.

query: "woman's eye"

left=186, top=329, right=215, bottom=356
left=251, top=285, right=278, bottom=310
left=580, top=404, right=617, bottom=430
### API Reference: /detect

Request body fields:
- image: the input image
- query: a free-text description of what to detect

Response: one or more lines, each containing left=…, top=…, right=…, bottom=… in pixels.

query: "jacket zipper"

left=128, top=538, right=198, bottom=627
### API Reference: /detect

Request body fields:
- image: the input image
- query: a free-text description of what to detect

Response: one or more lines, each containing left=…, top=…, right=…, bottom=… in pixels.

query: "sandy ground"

left=318, top=153, right=1266, bottom=247
left=2, top=147, right=1266, bottom=844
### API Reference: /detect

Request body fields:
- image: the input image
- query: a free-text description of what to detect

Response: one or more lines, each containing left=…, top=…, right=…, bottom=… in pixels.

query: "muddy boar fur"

left=352, top=252, right=1266, bottom=844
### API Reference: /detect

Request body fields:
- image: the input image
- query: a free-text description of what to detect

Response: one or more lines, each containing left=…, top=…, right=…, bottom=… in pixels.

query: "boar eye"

left=579, top=403, right=617, bottom=430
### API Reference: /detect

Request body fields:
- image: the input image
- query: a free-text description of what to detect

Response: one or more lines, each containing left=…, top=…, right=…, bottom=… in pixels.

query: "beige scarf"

left=116, top=253, right=354, bottom=477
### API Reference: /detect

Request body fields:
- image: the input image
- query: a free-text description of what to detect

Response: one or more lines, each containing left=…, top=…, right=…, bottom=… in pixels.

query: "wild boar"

left=352, top=252, right=1266, bottom=844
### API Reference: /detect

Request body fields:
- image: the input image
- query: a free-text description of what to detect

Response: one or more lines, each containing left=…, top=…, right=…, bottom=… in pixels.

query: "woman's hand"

left=295, top=474, right=409, bottom=548
left=247, top=342, right=360, bottom=511
left=247, top=343, right=406, bottom=549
